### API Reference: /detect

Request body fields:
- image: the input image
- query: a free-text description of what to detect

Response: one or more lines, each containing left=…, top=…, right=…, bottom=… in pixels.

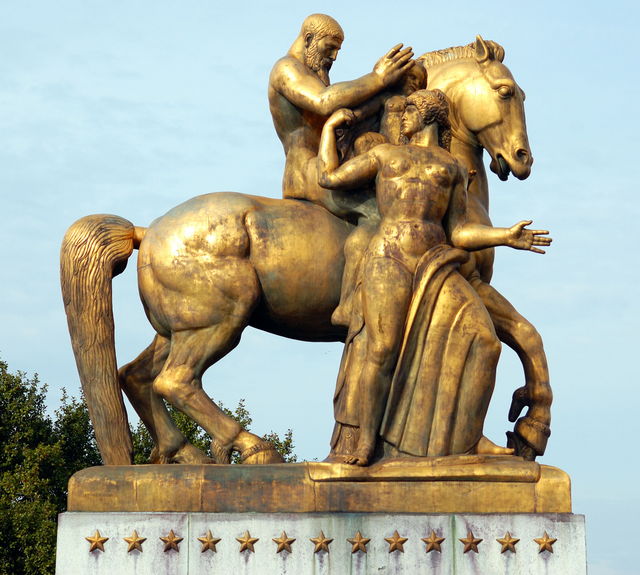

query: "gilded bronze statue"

left=332, top=38, right=552, bottom=461
left=60, top=16, right=552, bottom=470
left=318, top=92, right=549, bottom=466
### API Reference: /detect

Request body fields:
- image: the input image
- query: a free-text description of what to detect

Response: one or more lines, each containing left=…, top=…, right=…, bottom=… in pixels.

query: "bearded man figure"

left=268, top=13, right=414, bottom=218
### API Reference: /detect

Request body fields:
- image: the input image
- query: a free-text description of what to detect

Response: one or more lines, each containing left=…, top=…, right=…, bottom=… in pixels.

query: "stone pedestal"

left=56, top=458, right=586, bottom=574
left=56, top=511, right=586, bottom=574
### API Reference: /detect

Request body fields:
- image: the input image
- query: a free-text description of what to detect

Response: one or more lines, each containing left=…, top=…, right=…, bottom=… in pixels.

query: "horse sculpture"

left=61, top=36, right=550, bottom=466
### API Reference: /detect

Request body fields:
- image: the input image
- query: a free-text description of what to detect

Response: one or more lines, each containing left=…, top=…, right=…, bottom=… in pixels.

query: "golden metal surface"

left=459, top=530, right=483, bottom=554
left=385, top=530, right=408, bottom=553
left=123, top=530, right=146, bottom=553
left=319, top=89, right=549, bottom=466
left=60, top=15, right=562, bottom=517
left=67, top=461, right=571, bottom=514
left=496, top=531, right=519, bottom=553
left=272, top=531, right=296, bottom=554
left=422, top=530, right=445, bottom=553
left=236, top=531, right=259, bottom=553
left=308, top=453, right=540, bottom=482
left=85, top=530, right=108, bottom=553
left=534, top=531, right=557, bottom=553
left=197, top=530, right=221, bottom=553
left=310, top=531, right=334, bottom=553
left=159, top=530, right=183, bottom=552
left=347, top=531, right=370, bottom=554
left=268, top=14, right=413, bottom=213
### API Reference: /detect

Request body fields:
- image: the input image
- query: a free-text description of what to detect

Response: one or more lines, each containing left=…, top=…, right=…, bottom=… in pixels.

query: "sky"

left=0, top=1, right=637, bottom=573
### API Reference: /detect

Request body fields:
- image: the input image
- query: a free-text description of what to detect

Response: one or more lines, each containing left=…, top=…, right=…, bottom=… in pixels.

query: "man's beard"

left=305, top=42, right=332, bottom=86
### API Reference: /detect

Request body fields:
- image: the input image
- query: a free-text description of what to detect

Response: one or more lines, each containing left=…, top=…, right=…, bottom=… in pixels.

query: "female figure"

left=319, top=90, right=550, bottom=465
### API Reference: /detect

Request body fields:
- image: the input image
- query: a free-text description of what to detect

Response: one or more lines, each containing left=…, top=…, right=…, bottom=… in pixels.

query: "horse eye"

left=498, top=85, right=514, bottom=99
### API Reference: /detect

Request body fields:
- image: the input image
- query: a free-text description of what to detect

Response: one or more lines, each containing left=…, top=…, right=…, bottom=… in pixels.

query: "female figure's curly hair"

left=405, top=89, right=452, bottom=151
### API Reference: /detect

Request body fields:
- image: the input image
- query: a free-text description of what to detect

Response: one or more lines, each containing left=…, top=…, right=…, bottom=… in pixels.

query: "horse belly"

left=245, top=201, right=350, bottom=342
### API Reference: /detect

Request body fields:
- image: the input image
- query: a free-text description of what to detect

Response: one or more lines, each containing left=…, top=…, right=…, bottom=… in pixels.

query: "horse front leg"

left=469, top=277, right=552, bottom=459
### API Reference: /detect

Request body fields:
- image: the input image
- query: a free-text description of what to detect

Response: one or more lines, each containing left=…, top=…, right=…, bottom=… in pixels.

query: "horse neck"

left=428, top=58, right=489, bottom=210
left=427, top=59, right=490, bottom=210
left=451, top=135, right=489, bottom=210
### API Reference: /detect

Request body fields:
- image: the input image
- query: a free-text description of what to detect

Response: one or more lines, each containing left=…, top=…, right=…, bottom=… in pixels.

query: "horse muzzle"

left=491, top=148, right=533, bottom=181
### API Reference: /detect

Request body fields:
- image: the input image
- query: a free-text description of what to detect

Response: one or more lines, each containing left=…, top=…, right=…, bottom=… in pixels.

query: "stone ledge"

left=67, top=457, right=571, bottom=514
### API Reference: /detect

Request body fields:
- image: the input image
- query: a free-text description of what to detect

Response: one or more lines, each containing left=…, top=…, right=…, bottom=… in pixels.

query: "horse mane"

left=419, top=40, right=505, bottom=68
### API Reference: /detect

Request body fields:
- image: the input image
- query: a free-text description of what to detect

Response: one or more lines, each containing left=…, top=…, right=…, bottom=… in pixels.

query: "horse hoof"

left=241, top=441, right=284, bottom=464
left=512, top=416, right=551, bottom=456
left=506, top=431, right=536, bottom=461
left=508, top=386, right=529, bottom=422
left=173, top=443, right=214, bottom=464
left=148, top=442, right=213, bottom=464
left=211, top=438, right=232, bottom=464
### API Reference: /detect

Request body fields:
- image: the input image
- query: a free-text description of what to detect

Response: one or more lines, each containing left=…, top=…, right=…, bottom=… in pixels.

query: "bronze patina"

left=60, top=14, right=561, bottom=512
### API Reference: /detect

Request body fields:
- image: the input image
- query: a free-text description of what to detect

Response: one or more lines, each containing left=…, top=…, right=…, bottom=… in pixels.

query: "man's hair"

left=405, top=89, right=452, bottom=150
left=301, top=14, right=344, bottom=41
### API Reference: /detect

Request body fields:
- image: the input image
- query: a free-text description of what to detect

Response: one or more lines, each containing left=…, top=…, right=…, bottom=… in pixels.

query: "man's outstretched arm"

left=271, top=45, right=414, bottom=117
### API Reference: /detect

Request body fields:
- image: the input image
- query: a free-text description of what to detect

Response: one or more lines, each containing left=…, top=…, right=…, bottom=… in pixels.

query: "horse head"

left=421, top=36, right=533, bottom=181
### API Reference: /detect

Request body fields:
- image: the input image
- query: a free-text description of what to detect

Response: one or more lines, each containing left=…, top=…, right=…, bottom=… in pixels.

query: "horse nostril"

left=516, top=148, right=531, bottom=163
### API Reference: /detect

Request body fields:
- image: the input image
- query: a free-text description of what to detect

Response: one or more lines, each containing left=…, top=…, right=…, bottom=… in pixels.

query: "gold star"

left=160, top=529, right=183, bottom=552
left=496, top=531, right=519, bottom=553
left=85, top=530, right=109, bottom=553
left=384, top=530, right=408, bottom=553
left=422, top=530, right=445, bottom=553
left=197, top=530, right=221, bottom=553
left=124, top=530, right=146, bottom=553
left=534, top=531, right=557, bottom=553
left=310, top=530, right=334, bottom=553
left=272, top=531, right=296, bottom=553
left=236, top=530, right=259, bottom=553
left=347, top=531, right=370, bottom=554
left=459, top=530, right=482, bottom=554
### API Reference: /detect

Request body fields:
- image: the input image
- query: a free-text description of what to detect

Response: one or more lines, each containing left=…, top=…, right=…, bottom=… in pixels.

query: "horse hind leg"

left=151, top=317, right=283, bottom=465
left=118, top=334, right=212, bottom=464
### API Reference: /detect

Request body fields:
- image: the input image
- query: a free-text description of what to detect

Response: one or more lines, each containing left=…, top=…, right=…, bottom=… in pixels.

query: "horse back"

left=138, top=192, right=350, bottom=342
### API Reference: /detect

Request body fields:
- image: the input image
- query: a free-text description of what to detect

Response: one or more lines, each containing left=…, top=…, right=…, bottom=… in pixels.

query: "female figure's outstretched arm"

left=446, top=170, right=552, bottom=253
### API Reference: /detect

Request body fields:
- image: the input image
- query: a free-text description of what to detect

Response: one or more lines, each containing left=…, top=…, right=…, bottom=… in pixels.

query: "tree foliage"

left=0, top=357, right=296, bottom=574
left=0, top=360, right=99, bottom=575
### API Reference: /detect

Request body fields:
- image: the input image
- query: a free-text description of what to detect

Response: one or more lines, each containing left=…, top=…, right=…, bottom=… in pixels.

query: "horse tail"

left=60, top=214, right=145, bottom=465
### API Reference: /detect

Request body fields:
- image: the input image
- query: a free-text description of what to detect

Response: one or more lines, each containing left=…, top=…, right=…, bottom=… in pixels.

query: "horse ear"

left=474, top=35, right=491, bottom=64
left=491, top=42, right=505, bottom=63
